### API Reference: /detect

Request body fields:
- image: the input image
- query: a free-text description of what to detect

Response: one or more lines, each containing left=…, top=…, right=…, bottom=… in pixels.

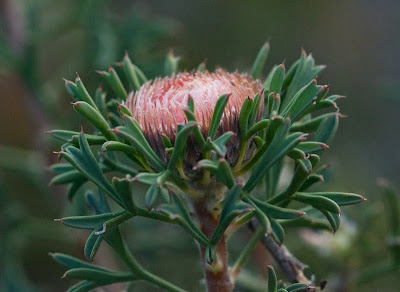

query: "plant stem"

left=192, top=186, right=234, bottom=292
left=116, top=236, right=187, bottom=292
left=248, top=219, right=312, bottom=285
left=230, top=225, right=265, bottom=280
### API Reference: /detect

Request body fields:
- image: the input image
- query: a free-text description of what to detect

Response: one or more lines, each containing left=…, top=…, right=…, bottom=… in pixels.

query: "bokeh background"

left=0, top=0, right=399, bottom=291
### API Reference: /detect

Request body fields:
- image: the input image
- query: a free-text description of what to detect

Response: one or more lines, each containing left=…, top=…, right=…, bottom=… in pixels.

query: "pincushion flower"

left=49, top=44, right=365, bottom=292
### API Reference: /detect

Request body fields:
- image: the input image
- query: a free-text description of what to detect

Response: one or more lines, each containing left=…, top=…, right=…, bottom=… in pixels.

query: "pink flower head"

left=126, top=69, right=262, bottom=142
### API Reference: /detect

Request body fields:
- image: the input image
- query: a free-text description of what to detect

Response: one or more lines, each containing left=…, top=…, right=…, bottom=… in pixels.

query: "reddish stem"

left=193, top=197, right=233, bottom=292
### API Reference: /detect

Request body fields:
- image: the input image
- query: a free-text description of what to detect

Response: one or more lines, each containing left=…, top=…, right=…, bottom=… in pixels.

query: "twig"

left=248, top=219, right=313, bottom=285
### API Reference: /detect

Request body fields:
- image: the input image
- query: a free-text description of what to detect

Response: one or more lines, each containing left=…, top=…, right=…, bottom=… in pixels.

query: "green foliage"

left=47, top=43, right=367, bottom=291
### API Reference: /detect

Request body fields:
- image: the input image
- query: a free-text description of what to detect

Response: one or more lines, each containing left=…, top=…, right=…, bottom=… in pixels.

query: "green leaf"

left=248, top=93, right=262, bottom=129
left=264, top=114, right=285, bottom=145
left=288, top=148, right=306, bottom=160
left=48, top=130, right=106, bottom=146
left=99, top=68, right=128, bottom=100
left=264, top=63, right=285, bottom=94
left=66, top=280, right=97, bottom=292
left=102, top=141, right=137, bottom=155
left=251, top=197, right=305, bottom=219
left=297, top=157, right=313, bottom=175
left=281, top=79, right=321, bottom=120
left=50, top=163, right=75, bottom=174
left=278, top=216, right=331, bottom=231
left=58, top=132, right=122, bottom=206
left=65, top=79, right=79, bottom=101
left=205, top=245, right=217, bottom=265
left=296, top=142, right=328, bottom=154
left=50, top=169, right=84, bottom=185
left=112, top=177, right=135, bottom=213
left=239, top=96, right=254, bottom=138
left=51, top=253, right=107, bottom=271
left=122, top=53, right=142, bottom=91
left=144, top=185, right=159, bottom=208
left=297, top=192, right=366, bottom=206
left=293, top=193, right=340, bottom=214
left=304, top=99, right=338, bottom=115
left=314, top=113, right=339, bottom=154
left=58, top=211, right=125, bottom=230
left=270, top=217, right=285, bottom=245
left=102, top=152, right=139, bottom=176
left=208, top=94, right=230, bottom=140
left=316, top=85, right=329, bottom=102
left=121, top=115, right=165, bottom=171
left=282, top=52, right=325, bottom=108
left=67, top=178, right=87, bottom=201
left=244, top=119, right=303, bottom=192
left=75, top=75, right=99, bottom=110
left=287, top=283, right=312, bottom=292
left=308, top=154, right=320, bottom=168
left=133, top=172, right=161, bottom=185
left=281, top=57, right=301, bottom=93
left=299, top=174, right=324, bottom=191
left=95, top=87, right=107, bottom=118
left=164, top=50, right=180, bottom=76
left=267, top=265, right=277, bottom=292
left=158, top=194, right=209, bottom=246
left=145, top=184, right=167, bottom=208
left=252, top=41, right=270, bottom=79
left=211, top=185, right=252, bottom=245
left=266, top=158, right=284, bottom=199
left=290, top=112, right=338, bottom=133
left=184, top=99, right=206, bottom=148
left=73, top=102, right=117, bottom=141
left=321, top=210, right=340, bottom=232
left=168, top=122, right=196, bottom=170
left=195, top=159, right=235, bottom=188
left=266, top=93, right=281, bottom=118
left=116, top=102, right=133, bottom=117
left=246, top=119, right=269, bottom=139
left=207, top=131, right=234, bottom=156
left=84, top=230, right=104, bottom=260
left=63, top=268, right=133, bottom=282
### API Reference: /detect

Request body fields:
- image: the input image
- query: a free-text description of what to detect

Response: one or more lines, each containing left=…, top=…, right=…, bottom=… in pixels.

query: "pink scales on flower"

left=126, top=69, right=263, bottom=144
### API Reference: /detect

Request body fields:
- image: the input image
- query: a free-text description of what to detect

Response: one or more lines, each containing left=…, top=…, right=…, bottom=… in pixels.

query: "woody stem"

left=192, top=185, right=233, bottom=292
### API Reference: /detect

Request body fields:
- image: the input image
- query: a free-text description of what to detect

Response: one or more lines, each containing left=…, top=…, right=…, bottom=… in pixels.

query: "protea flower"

left=126, top=69, right=263, bottom=172
left=49, top=43, right=365, bottom=292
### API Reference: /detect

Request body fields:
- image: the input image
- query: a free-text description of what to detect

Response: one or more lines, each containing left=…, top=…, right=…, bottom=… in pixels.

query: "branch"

left=248, top=219, right=313, bottom=285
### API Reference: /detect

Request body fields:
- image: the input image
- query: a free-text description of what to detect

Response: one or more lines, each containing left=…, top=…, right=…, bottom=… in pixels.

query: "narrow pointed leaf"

left=168, top=122, right=196, bottom=170
left=264, top=64, right=285, bottom=94
left=281, top=79, right=321, bottom=120
left=298, top=192, right=366, bottom=206
left=75, top=76, right=99, bottom=110
left=267, top=265, right=277, bottom=292
left=59, top=211, right=125, bottom=229
left=84, top=230, right=104, bottom=260
left=73, top=102, right=117, bottom=141
left=251, top=197, right=305, bottom=219
left=208, top=94, right=230, bottom=140
left=252, top=41, right=270, bottom=79
left=293, top=193, right=340, bottom=214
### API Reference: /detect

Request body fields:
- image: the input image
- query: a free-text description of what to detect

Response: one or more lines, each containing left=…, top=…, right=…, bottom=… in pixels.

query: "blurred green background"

left=0, top=0, right=399, bottom=291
